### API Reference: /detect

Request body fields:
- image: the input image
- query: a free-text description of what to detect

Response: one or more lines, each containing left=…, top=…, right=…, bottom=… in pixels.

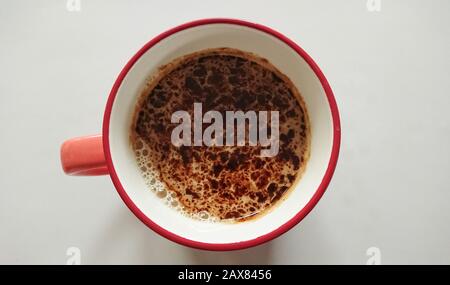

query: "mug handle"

left=60, top=135, right=109, bottom=176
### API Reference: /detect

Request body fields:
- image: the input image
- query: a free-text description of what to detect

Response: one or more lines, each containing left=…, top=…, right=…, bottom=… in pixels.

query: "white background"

left=1, top=0, right=449, bottom=264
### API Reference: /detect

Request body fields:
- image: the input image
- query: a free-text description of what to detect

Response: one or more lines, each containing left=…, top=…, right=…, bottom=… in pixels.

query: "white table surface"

left=1, top=0, right=449, bottom=264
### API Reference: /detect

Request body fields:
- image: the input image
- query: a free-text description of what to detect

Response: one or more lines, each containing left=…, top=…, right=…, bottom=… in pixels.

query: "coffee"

left=130, top=48, right=310, bottom=222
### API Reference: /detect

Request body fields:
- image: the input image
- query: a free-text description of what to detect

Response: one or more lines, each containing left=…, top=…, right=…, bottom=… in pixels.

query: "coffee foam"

left=131, top=48, right=310, bottom=223
left=133, top=136, right=219, bottom=222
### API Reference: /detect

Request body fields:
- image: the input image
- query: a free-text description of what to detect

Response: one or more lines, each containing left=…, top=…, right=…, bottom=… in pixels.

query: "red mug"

left=60, top=19, right=341, bottom=250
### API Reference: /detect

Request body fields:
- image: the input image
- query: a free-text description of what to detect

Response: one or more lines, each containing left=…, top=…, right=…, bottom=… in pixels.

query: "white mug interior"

left=107, top=22, right=335, bottom=244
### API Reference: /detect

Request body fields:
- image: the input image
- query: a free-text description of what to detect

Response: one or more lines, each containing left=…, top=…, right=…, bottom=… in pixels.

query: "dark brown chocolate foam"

left=131, top=48, right=310, bottom=222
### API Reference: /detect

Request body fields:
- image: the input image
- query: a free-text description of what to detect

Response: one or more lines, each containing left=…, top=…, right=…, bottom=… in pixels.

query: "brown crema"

left=131, top=48, right=310, bottom=222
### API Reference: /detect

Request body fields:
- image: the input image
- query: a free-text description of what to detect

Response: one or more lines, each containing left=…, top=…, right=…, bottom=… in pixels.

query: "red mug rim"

left=102, top=18, right=341, bottom=251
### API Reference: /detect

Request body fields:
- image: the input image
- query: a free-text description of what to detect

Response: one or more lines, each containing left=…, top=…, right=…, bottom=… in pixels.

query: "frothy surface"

left=131, top=48, right=310, bottom=222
